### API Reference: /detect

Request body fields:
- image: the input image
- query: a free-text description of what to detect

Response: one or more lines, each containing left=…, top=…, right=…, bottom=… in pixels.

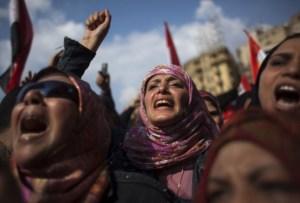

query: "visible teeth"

left=22, top=133, right=42, bottom=141
left=155, top=99, right=170, bottom=107
left=279, top=85, right=297, bottom=92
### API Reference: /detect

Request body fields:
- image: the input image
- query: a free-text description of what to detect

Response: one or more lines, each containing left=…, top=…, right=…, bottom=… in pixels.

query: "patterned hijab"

left=14, top=69, right=111, bottom=203
left=196, top=108, right=300, bottom=203
left=124, top=64, right=218, bottom=169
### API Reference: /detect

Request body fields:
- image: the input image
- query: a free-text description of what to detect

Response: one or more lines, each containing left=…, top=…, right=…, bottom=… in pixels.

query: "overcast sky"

left=0, top=0, right=299, bottom=111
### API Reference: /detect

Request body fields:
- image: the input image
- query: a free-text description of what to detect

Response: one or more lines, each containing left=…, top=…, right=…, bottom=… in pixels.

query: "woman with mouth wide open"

left=252, top=33, right=300, bottom=129
left=10, top=68, right=174, bottom=203
left=123, top=64, right=218, bottom=201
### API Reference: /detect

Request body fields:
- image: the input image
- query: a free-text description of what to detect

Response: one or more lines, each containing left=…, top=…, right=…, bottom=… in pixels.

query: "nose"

left=23, top=90, right=44, bottom=105
left=285, top=57, right=300, bottom=79
left=158, top=82, right=168, bottom=94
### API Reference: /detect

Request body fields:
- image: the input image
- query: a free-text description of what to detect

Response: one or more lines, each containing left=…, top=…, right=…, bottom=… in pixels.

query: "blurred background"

left=0, top=0, right=299, bottom=111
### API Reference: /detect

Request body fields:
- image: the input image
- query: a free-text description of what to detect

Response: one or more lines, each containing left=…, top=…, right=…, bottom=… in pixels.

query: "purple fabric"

left=124, top=64, right=218, bottom=169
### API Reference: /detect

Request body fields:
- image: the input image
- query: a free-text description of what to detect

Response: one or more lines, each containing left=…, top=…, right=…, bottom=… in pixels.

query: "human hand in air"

left=80, top=9, right=111, bottom=52
left=21, top=71, right=36, bottom=85
left=96, top=70, right=110, bottom=91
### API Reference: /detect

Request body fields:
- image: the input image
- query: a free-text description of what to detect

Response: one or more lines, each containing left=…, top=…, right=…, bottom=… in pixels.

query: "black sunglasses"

left=17, top=80, right=79, bottom=105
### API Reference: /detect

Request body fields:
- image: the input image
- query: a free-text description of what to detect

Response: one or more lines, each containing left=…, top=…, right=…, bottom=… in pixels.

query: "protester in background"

left=195, top=109, right=300, bottom=203
left=123, top=64, right=218, bottom=202
left=120, top=95, right=141, bottom=130
left=199, top=90, right=223, bottom=129
left=11, top=67, right=175, bottom=202
left=251, top=33, right=300, bottom=131
left=96, top=64, right=122, bottom=129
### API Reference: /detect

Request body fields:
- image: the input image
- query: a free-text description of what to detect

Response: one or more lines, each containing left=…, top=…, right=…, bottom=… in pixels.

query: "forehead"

left=37, top=73, right=72, bottom=85
left=211, top=141, right=280, bottom=176
left=147, top=74, right=182, bottom=83
left=273, top=37, right=300, bottom=54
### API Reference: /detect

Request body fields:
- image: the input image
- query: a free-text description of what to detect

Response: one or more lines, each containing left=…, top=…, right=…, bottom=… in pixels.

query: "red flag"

left=164, top=22, right=181, bottom=66
left=0, top=0, right=33, bottom=93
left=244, top=30, right=265, bottom=83
left=239, top=74, right=251, bottom=94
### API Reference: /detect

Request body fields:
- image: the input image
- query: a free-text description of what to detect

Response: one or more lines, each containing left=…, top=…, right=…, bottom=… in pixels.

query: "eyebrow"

left=270, top=52, right=292, bottom=59
left=148, top=76, right=181, bottom=84
left=247, top=165, right=279, bottom=182
left=208, top=165, right=277, bottom=185
left=208, top=177, right=229, bottom=186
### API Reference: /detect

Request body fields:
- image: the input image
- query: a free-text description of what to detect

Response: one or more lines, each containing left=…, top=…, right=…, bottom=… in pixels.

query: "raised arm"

left=80, top=9, right=111, bottom=52
left=57, top=9, right=111, bottom=77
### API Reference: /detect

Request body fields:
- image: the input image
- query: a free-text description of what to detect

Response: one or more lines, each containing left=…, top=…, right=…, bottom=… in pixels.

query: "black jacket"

left=105, top=170, right=175, bottom=203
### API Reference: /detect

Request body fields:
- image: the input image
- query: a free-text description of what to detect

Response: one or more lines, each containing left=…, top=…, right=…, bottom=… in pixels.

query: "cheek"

left=11, top=105, right=23, bottom=139
left=144, top=93, right=153, bottom=113
left=258, top=71, right=271, bottom=103
left=48, top=101, right=79, bottom=132
left=177, top=92, right=189, bottom=110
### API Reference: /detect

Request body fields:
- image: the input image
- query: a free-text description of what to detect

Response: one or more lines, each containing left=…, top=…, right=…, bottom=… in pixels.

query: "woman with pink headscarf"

left=124, top=64, right=218, bottom=202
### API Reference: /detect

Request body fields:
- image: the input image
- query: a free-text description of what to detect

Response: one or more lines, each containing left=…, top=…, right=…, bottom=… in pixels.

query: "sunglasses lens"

left=17, top=81, right=78, bottom=105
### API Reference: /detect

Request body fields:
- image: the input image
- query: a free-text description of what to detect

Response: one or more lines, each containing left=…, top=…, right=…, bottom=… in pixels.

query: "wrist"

left=80, top=36, right=101, bottom=53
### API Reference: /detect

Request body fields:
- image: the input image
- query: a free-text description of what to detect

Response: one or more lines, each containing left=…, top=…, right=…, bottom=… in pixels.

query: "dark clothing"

left=105, top=170, right=175, bottom=203
left=57, top=37, right=95, bottom=77
left=57, top=37, right=123, bottom=129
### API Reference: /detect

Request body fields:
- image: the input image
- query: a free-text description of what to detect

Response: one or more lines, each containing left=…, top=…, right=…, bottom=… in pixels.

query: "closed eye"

left=269, top=53, right=292, bottom=66
left=170, top=82, right=185, bottom=88
left=147, top=83, right=158, bottom=91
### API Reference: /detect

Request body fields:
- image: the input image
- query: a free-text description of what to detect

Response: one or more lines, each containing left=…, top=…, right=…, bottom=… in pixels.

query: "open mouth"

left=154, top=99, right=174, bottom=109
left=20, top=115, right=48, bottom=141
left=275, top=85, right=300, bottom=109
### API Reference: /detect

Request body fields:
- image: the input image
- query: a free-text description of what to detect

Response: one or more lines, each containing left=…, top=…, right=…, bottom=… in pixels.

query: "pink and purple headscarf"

left=123, top=64, right=219, bottom=169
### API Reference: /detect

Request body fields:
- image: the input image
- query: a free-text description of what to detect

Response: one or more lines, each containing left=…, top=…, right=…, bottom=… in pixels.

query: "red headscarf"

left=123, top=64, right=218, bottom=169
left=15, top=70, right=111, bottom=203
left=195, top=108, right=300, bottom=203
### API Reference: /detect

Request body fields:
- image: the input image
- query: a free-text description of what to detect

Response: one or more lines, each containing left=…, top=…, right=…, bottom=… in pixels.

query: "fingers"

left=85, top=9, right=111, bottom=31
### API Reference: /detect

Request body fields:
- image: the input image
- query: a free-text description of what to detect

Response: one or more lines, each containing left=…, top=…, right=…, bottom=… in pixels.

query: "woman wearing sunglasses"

left=11, top=67, right=175, bottom=202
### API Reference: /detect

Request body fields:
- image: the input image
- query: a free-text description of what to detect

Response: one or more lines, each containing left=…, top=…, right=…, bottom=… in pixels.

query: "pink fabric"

left=124, top=64, right=218, bottom=169
left=159, top=162, right=194, bottom=199
left=16, top=73, right=111, bottom=203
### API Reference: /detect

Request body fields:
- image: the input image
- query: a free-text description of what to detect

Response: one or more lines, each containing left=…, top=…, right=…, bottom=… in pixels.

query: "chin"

left=151, top=116, right=179, bottom=127
left=13, top=145, right=49, bottom=169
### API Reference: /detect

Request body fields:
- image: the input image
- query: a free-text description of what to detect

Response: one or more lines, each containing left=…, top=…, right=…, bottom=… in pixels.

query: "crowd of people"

left=0, top=9, right=299, bottom=203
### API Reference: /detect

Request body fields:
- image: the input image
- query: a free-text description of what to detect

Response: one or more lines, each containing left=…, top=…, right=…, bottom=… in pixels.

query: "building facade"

left=237, top=12, right=300, bottom=82
left=184, top=46, right=240, bottom=96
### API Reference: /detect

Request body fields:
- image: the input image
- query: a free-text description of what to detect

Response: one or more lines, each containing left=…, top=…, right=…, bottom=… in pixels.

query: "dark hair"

left=0, top=87, right=21, bottom=133
left=251, top=33, right=300, bottom=106
left=31, top=66, right=67, bottom=82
